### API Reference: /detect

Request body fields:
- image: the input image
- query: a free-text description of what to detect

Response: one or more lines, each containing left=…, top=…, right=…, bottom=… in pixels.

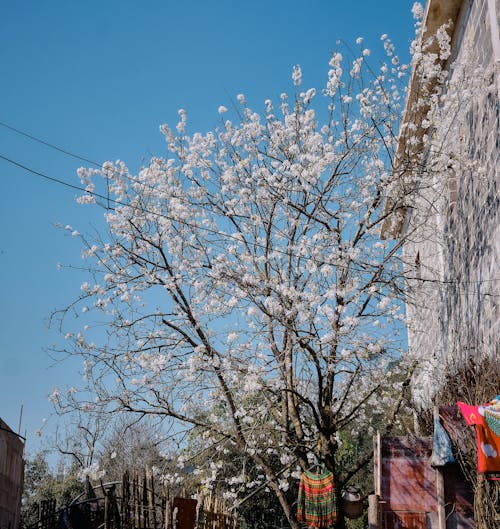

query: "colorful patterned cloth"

left=458, top=400, right=500, bottom=474
left=297, top=469, right=338, bottom=528
left=483, top=395, right=500, bottom=437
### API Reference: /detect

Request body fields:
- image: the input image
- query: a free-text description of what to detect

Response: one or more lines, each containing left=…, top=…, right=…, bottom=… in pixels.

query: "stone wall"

left=403, top=0, right=499, bottom=406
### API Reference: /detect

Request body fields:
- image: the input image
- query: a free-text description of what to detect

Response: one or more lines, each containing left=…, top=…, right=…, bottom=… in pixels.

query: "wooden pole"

left=147, top=468, right=156, bottom=529
left=104, top=489, right=110, bottom=529
left=142, top=474, right=148, bottom=529
left=434, top=407, right=446, bottom=529
left=134, top=471, right=140, bottom=529
left=122, top=471, right=131, bottom=529
left=368, top=495, right=380, bottom=529
left=164, top=486, right=171, bottom=529
left=374, top=431, right=382, bottom=497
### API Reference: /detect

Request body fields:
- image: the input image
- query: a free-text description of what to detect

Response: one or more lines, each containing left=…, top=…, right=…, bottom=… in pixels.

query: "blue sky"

left=0, top=0, right=417, bottom=456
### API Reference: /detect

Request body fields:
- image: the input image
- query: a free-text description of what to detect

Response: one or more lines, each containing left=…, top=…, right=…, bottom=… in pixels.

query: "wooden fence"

left=27, top=471, right=238, bottom=529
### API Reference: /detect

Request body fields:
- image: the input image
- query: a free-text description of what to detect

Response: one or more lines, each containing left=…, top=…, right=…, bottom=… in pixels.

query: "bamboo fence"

left=26, top=470, right=238, bottom=529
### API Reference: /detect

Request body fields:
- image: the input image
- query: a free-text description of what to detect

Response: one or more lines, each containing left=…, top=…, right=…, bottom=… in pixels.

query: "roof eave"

left=380, top=0, right=464, bottom=240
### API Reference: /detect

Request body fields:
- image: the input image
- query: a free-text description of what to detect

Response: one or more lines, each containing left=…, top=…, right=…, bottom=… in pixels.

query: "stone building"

left=0, top=418, right=24, bottom=529
left=382, top=0, right=499, bottom=406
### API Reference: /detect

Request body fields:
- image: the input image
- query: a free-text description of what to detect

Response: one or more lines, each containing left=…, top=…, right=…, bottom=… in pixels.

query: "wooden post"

left=436, top=468, right=446, bottom=529
left=164, top=486, right=172, bottom=529
left=104, top=489, right=110, bottom=529
left=434, top=407, right=446, bottom=529
left=147, top=468, right=156, bottom=529
left=195, top=493, right=204, bottom=529
left=374, top=431, right=382, bottom=497
left=134, top=471, right=140, bottom=529
left=371, top=432, right=383, bottom=529
left=122, top=471, right=131, bottom=529
left=368, top=495, right=380, bottom=529
left=142, top=474, right=148, bottom=529
left=173, top=506, right=178, bottom=529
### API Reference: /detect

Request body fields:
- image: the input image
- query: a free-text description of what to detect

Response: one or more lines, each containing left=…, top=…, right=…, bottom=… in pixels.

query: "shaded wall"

left=0, top=419, right=24, bottom=529
left=403, top=0, right=500, bottom=406
left=377, top=436, right=474, bottom=529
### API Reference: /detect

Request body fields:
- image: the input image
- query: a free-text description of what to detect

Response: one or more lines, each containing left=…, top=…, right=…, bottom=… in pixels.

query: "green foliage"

left=21, top=451, right=84, bottom=528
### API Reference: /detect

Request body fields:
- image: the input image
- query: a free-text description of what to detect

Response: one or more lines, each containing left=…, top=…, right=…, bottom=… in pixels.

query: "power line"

left=1, top=121, right=498, bottom=293
left=0, top=153, right=95, bottom=194
left=0, top=152, right=347, bottom=268
left=1, top=151, right=498, bottom=298
left=0, top=120, right=99, bottom=167
left=0, top=152, right=320, bottom=259
left=0, top=118, right=176, bottom=199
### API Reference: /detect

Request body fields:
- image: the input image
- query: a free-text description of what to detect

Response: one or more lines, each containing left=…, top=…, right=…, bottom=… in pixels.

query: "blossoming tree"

left=51, top=24, right=445, bottom=527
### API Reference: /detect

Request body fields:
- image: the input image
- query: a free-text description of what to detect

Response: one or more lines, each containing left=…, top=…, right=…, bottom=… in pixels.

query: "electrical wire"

left=0, top=152, right=340, bottom=262
left=0, top=121, right=498, bottom=293
left=0, top=120, right=99, bottom=167
left=1, top=150, right=498, bottom=299
left=0, top=153, right=97, bottom=194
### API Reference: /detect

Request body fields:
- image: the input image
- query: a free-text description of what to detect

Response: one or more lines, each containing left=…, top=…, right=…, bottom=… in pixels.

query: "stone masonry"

left=387, top=0, right=499, bottom=406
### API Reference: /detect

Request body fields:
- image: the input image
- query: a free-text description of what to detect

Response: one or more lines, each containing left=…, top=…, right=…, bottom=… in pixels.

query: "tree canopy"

left=51, top=31, right=434, bottom=528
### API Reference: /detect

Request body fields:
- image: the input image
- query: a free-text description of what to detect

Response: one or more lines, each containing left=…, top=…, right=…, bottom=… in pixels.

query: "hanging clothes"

left=483, top=395, right=500, bottom=437
left=297, top=469, right=338, bottom=528
left=430, top=416, right=455, bottom=467
left=458, top=400, right=500, bottom=474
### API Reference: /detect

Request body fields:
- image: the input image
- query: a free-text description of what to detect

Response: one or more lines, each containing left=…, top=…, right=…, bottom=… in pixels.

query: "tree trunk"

left=322, top=438, right=345, bottom=529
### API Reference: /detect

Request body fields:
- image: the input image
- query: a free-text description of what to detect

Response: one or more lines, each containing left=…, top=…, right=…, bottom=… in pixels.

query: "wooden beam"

left=434, top=407, right=446, bottom=529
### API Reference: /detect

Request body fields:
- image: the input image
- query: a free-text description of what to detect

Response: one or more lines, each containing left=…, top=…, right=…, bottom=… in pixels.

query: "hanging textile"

left=430, top=417, right=455, bottom=467
left=483, top=395, right=500, bottom=437
left=297, top=469, right=338, bottom=528
left=458, top=400, right=500, bottom=474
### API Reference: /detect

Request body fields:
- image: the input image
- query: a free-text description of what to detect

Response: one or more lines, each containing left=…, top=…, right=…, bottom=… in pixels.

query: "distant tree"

left=52, top=410, right=110, bottom=471
left=21, top=451, right=84, bottom=528
left=51, top=15, right=450, bottom=527
left=51, top=412, right=176, bottom=485
left=22, top=451, right=53, bottom=518
left=97, top=418, right=167, bottom=481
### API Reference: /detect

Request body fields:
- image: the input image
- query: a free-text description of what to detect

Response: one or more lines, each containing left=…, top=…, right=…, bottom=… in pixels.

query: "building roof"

left=0, top=418, right=25, bottom=448
left=380, top=0, right=464, bottom=239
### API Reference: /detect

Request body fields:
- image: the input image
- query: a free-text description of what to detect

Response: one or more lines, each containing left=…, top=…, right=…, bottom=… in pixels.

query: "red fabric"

left=457, top=402, right=482, bottom=426
left=458, top=401, right=500, bottom=474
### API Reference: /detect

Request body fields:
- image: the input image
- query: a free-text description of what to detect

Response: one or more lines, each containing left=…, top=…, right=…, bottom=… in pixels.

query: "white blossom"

left=292, top=65, right=302, bottom=86
left=51, top=27, right=441, bottom=522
